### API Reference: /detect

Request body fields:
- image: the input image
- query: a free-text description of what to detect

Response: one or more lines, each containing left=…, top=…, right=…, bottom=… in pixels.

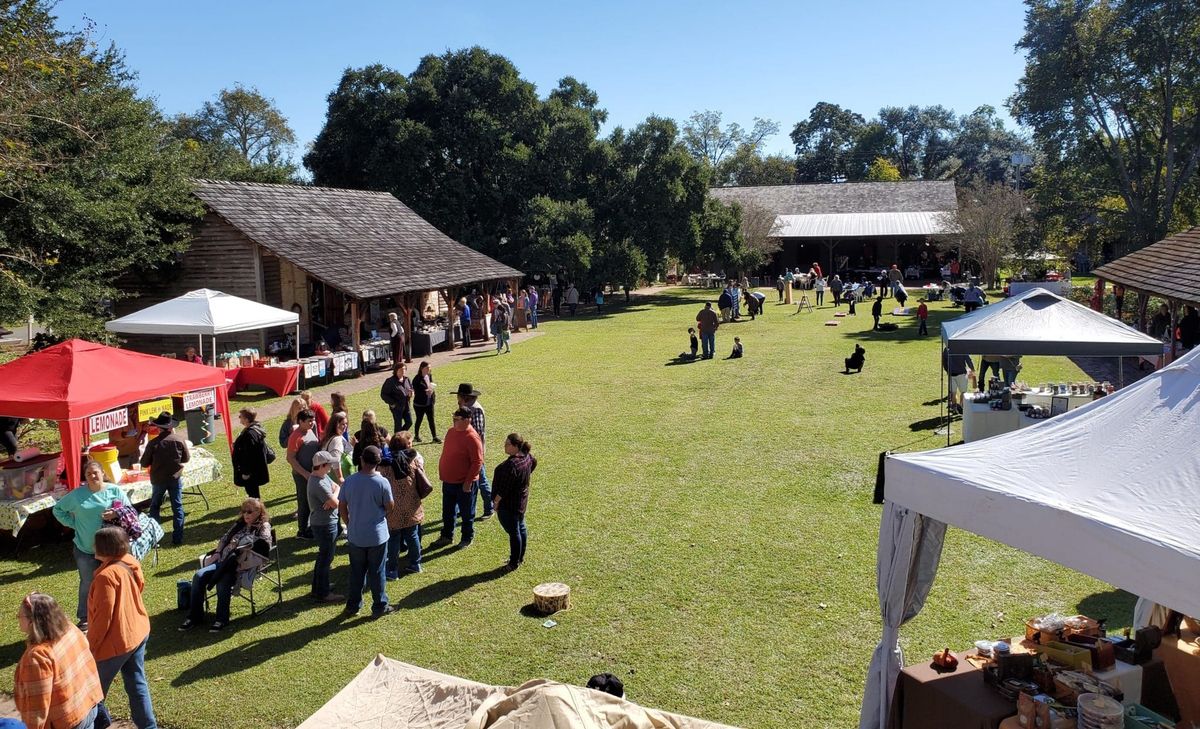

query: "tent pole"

left=198, top=335, right=203, bottom=361
left=944, top=353, right=950, bottom=448
left=212, top=336, right=216, bottom=366
left=1118, top=357, right=1124, bottom=389
left=295, top=324, right=300, bottom=361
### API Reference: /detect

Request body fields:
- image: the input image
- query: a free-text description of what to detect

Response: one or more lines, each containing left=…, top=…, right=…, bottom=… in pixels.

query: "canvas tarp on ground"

left=940, top=287, right=1162, bottom=356
left=860, top=345, right=1200, bottom=728
left=299, top=655, right=741, bottom=729
left=105, top=288, right=298, bottom=335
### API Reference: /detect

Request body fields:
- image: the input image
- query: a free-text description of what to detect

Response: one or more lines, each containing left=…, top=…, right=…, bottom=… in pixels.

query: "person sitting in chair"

left=179, top=498, right=271, bottom=633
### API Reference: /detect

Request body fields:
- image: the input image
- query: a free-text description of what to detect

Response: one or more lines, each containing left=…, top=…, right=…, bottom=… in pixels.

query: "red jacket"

left=438, top=425, right=484, bottom=487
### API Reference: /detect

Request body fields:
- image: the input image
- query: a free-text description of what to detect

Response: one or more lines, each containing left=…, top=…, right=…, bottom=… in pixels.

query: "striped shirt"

left=14, top=626, right=103, bottom=729
left=469, top=402, right=486, bottom=451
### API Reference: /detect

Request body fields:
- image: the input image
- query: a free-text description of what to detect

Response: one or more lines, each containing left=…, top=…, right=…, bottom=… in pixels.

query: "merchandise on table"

left=0, top=452, right=62, bottom=499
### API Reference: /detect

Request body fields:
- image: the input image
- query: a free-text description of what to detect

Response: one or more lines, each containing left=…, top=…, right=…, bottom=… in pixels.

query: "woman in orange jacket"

left=87, top=527, right=157, bottom=728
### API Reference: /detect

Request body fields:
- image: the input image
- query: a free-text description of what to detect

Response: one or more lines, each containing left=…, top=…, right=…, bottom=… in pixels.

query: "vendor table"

left=359, top=341, right=390, bottom=371
left=225, top=365, right=301, bottom=397
left=962, top=391, right=1097, bottom=443
left=888, top=651, right=1015, bottom=729
left=922, top=284, right=945, bottom=301
left=0, top=447, right=222, bottom=536
left=411, top=328, right=447, bottom=357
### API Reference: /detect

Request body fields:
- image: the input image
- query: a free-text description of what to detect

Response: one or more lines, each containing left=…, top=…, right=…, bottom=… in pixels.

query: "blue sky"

left=53, top=0, right=1030, bottom=159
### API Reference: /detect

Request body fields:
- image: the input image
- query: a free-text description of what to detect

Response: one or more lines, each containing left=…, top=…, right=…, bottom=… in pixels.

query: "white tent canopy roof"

left=106, top=288, right=298, bottom=336
left=887, top=345, right=1200, bottom=618
left=774, top=211, right=954, bottom=238
left=940, top=287, right=1163, bottom=356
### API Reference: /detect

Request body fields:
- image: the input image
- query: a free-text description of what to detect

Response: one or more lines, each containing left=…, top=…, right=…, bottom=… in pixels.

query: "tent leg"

left=198, top=335, right=204, bottom=361
left=212, top=336, right=217, bottom=366
left=1118, top=357, right=1124, bottom=389
left=944, top=358, right=950, bottom=448
left=295, top=324, right=300, bottom=361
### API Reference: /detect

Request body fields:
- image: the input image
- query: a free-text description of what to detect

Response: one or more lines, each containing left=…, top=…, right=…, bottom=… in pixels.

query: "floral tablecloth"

left=0, top=447, right=222, bottom=535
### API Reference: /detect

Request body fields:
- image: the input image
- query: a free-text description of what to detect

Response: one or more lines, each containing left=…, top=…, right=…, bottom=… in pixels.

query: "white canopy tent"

left=106, top=288, right=300, bottom=361
left=860, top=346, right=1200, bottom=728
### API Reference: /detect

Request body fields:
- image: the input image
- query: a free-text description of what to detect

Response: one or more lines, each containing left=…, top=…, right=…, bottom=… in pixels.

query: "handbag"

left=105, top=500, right=144, bottom=540
left=413, top=465, right=433, bottom=499
left=264, top=442, right=277, bottom=465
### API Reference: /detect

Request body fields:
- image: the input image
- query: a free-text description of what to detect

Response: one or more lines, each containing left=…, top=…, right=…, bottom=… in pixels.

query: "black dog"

left=844, top=344, right=866, bottom=374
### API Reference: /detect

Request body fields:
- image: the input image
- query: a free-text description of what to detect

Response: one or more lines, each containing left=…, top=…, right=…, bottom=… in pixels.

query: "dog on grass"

left=844, top=344, right=866, bottom=374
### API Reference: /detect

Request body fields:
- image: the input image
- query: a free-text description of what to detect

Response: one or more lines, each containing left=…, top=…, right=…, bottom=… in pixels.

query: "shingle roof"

left=710, top=180, right=957, bottom=216
left=1092, top=227, right=1200, bottom=306
left=192, top=180, right=522, bottom=299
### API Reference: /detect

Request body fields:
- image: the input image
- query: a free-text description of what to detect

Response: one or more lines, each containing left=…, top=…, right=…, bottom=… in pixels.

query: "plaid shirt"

left=469, top=402, right=486, bottom=452
left=15, top=625, right=103, bottom=729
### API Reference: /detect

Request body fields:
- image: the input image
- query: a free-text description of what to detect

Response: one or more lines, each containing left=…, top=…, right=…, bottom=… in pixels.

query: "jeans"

left=96, top=637, right=157, bottom=729
left=919, top=318, right=928, bottom=335
left=391, top=404, right=413, bottom=435
left=70, top=703, right=99, bottom=729
left=476, top=464, right=492, bottom=516
left=529, top=308, right=538, bottom=328
left=568, top=303, right=577, bottom=315
left=1002, top=368, right=1018, bottom=386
left=311, top=520, right=338, bottom=598
left=414, top=405, right=437, bottom=439
left=700, top=332, right=715, bottom=359
left=386, top=525, right=422, bottom=575
left=346, top=542, right=388, bottom=613
left=189, top=562, right=235, bottom=623
left=149, top=477, right=184, bottom=545
left=440, top=481, right=477, bottom=543
left=496, top=508, right=527, bottom=566
left=979, top=360, right=1001, bottom=382
left=873, top=315, right=881, bottom=330
left=460, top=320, right=471, bottom=347
left=291, top=473, right=312, bottom=538
left=73, top=546, right=100, bottom=622
left=833, top=290, right=842, bottom=306
left=816, top=290, right=824, bottom=305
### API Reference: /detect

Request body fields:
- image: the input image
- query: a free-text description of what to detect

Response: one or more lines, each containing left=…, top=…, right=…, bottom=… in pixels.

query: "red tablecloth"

left=224, top=365, right=300, bottom=397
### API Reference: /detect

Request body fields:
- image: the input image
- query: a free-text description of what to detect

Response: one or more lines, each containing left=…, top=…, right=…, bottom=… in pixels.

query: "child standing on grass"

left=917, top=301, right=929, bottom=336
left=687, top=328, right=698, bottom=359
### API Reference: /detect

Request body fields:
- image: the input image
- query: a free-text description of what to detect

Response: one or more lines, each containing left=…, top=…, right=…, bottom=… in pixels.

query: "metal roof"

left=1091, top=227, right=1200, bottom=306
left=775, top=211, right=954, bottom=238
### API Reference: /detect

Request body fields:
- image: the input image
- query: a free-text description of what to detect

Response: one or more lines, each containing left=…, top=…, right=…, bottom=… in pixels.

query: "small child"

left=729, top=337, right=743, bottom=359
left=847, top=296, right=857, bottom=316
left=687, top=327, right=698, bottom=359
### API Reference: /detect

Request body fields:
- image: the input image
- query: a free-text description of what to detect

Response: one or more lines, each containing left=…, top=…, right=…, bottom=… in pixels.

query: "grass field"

left=0, top=288, right=1133, bottom=728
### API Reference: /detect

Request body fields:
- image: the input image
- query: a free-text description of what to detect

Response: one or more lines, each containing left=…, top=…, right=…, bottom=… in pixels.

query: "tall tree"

left=790, top=102, right=867, bottom=183
left=717, top=148, right=796, bottom=186
left=1010, top=0, right=1200, bottom=250
left=936, top=181, right=1030, bottom=288
left=682, top=110, right=780, bottom=171
left=0, top=0, right=200, bottom=337
left=864, top=157, right=902, bottom=181
left=944, top=105, right=1034, bottom=184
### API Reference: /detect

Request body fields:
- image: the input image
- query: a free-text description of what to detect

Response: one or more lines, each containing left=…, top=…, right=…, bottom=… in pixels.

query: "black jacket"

left=232, top=422, right=272, bottom=489
left=380, top=375, right=413, bottom=410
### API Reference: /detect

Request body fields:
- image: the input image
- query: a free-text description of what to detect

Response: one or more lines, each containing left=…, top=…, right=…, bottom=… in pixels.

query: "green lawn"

left=0, top=289, right=1131, bottom=728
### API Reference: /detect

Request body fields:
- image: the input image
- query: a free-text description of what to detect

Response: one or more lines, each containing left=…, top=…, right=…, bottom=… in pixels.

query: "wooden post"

left=400, top=293, right=413, bottom=362
left=350, top=299, right=361, bottom=351
left=444, top=289, right=454, bottom=350
left=1135, top=291, right=1149, bottom=332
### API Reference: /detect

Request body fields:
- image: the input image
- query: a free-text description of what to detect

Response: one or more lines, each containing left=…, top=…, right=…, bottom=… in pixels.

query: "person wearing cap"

left=307, top=451, right=344, bottom=604
left=140, top=412, right=191, bottom=546
left=455, top=383, right=491, bottom=518
left=433, top=407, right=485, bottom=548
left=338, top=445, right=394, bottom=617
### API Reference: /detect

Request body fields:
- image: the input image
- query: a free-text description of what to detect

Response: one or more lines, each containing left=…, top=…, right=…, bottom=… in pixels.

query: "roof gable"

left=191, top=180, right=521, bottom=299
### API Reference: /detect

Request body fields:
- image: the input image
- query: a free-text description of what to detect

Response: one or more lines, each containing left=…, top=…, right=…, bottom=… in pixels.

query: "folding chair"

left=205, top=528, right=283, bottom=618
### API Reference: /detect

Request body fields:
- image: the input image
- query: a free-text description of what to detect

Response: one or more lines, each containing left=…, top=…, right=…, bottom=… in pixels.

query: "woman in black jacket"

left=490, top=433, right=537, bottom=571
left=232, top=408, right=273, bottom=499
left=411, top=360, right=440, bottom=443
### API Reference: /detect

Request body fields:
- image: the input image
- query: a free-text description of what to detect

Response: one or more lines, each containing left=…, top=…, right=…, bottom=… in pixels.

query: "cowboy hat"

left=455, top=383, right=482, bottom=398
left=149, top=412, right=177, bottom=429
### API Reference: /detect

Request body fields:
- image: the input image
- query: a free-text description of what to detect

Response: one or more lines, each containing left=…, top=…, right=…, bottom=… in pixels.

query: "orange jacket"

left=86, top=554, right=150, bottom=661
left=14, top=626, right=103, bottom=729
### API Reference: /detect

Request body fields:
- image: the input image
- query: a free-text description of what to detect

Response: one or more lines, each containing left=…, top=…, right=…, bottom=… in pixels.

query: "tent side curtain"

left=859, top=504, right=947, bottom=729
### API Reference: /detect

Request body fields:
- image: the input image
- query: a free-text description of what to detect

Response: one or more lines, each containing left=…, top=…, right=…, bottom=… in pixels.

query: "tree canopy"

left=0, top=0, right=199, bottom=337
left=169, top=85, right=298, bottom=183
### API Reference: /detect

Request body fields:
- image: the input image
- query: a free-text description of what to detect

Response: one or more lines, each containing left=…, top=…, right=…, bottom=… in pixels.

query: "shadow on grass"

left=665, top=355, right=701, bottom=366
left=394, top=566, right=508, bottom=610
left=909, top=415, right=949, bottom=432
left=170, top=611, right=350, bottom=687
left=518, top=603, right=553, bottom=619
left=1076, top=588, right=1137, bottom=625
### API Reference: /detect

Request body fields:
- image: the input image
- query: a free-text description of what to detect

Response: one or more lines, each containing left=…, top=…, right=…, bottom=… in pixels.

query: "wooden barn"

left=710, top=181, right=958, bottom=279
left=116, top=179, right=522, bottom=359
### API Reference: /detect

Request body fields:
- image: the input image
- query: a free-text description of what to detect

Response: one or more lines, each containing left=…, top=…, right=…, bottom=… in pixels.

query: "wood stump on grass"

left=533, top=582, right=570, bottom=614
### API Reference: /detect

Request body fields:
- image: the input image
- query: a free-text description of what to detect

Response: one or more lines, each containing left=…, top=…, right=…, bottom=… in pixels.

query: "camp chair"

left=204, top=528, right=283, bottom=618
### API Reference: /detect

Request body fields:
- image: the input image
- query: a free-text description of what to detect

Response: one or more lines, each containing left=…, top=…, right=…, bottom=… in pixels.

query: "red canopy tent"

left=0, top=339, right=233, bottom=488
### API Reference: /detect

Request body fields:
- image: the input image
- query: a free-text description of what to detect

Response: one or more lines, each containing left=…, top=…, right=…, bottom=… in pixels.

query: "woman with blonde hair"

left=279, top=397, right=307, bottom=449
left=319, top=412, right=350, bottom=484
left=180, top=498, right=271, bottom=632
left=14, top=592, right=103, bottom=729
left=88, top=527, right=156, bottom=728
left=300, top=390, right=329, bottom=434
left=51, top=460, right=124, bottom=628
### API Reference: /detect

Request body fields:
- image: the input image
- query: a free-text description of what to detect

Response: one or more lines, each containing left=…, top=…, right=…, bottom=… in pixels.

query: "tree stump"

left=533, top=582, right=570, bottom=614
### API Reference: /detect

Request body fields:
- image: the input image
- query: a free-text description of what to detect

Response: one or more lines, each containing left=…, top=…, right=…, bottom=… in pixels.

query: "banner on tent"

left=179, top=388, right=216, bottom=411
left=138, top=398, right=173, bottom=422
left=88, top=407, right=129, bottom=434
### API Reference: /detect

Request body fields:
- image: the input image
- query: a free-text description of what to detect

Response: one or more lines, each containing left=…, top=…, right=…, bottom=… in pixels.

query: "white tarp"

left=861, top=346, right=1200, bottom=727
left=940, top=287, right=1162, bottom=356
left=105, top=288, right=298, bottom=336
left=300, top=655, right=741, bottom=729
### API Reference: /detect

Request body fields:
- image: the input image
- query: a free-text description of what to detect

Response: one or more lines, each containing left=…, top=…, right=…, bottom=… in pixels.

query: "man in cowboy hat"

left=454, top=383, right=491, bottom=519
left=140, top=412, right=191, bottom=545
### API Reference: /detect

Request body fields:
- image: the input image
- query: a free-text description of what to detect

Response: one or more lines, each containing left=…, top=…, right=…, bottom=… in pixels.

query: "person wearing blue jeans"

left=95, top=637, right=156, bottom=729
left=695, top=302, right=719, bottom=360
left=491, top=433, right=537, bottom=570
left=456, top=384, right=492, bottom=518
left=439, top=480, right=477, bottom=544
left=141, top=413, right=190, bottom=546
left=307, top=451, right=343, bottom=603
left=339, top=446, right=394, bottom=617
left=73, top=548, right=101, bottom=623
left=386, top=524, right=421, bottom=577
left=181, top=498, right=272, bottom=631
left=186, top=561, right=235, bottom=627
left=433, top=406, right=485, bottom=548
